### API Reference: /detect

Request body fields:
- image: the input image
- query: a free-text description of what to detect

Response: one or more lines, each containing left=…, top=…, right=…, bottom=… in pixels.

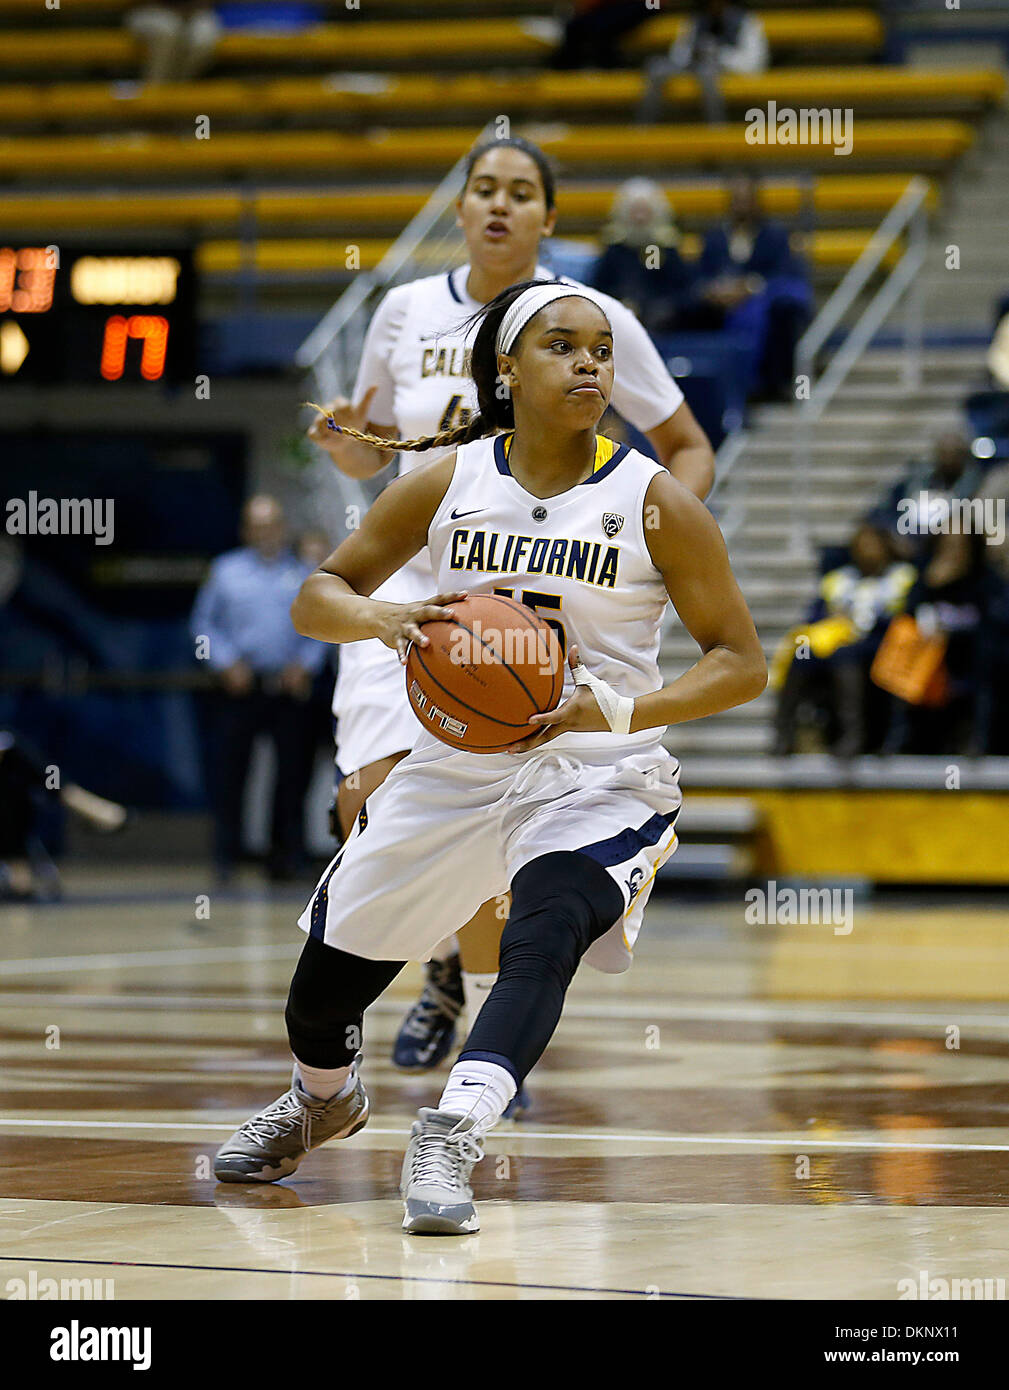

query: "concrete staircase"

left=661, top=347, right=987, bottom=762
left=659, top=105, right=1009, bottom=767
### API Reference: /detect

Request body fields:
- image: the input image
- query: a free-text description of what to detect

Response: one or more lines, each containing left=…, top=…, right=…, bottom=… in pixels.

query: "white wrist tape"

left=572, top=663, right=634, bottom=736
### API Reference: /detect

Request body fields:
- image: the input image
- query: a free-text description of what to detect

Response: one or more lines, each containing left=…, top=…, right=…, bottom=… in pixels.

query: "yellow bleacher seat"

left=194, top=228, right=901, bottom=277
left=0, top=176, right=935, bottom=235
left=0, top=68, right=1000, bottom=129
left=0, top=121, right=973, bottom=177
left=0, top=10, right=885, bottom=72
left=627, top=9, right=885, bottom=56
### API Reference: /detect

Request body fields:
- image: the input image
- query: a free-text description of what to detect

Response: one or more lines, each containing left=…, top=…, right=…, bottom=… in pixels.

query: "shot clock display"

left=0, top=244, right=196, bottom=384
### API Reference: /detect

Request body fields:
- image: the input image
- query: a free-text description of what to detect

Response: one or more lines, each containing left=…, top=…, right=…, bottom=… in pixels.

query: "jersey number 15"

left=493, top=587, right=567, bottom=658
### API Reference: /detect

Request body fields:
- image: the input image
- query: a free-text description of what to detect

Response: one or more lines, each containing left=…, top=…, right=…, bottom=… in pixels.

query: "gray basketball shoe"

left=214, top=1059, right=369, bottom=1183
left=400, top=1108, right=485, bottom=1234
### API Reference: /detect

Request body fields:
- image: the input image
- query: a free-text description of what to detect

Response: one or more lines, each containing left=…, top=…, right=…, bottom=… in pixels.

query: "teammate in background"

left=307, top=135, right=715, bottom=1084
left=215, top=280, right=765, bottom=1234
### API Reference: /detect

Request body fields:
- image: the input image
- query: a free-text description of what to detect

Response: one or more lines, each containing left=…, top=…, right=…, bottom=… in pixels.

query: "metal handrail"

left=295, top=123, right=494, bottom=385
left=795, top=175, right=929, bottom=387
left=789, top=174, right=931, bottom=549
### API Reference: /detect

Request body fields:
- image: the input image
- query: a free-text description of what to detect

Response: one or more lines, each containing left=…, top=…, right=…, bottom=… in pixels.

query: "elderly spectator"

left=639, top=0, right=768, bottom=123
left=126, top=0, right=220, bottom=84
left=191, top=495, right=327, bottom=881
left=591, top=179, right=698, bottom=334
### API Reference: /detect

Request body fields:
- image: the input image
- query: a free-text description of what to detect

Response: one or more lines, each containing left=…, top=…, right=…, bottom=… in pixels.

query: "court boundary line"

left=0, top=1253, right=739, bottom=1301
left=2, top=1116, right=1007, bottom=1153
left=3, top=969, right=1009, bottom=1033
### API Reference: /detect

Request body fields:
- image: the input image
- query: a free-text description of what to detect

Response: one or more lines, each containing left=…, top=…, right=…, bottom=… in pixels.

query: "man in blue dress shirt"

left=191, top=495, right=327, bottom=880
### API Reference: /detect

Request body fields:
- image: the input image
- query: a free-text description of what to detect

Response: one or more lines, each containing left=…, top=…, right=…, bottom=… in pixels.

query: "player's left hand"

left=504, top=646, right=609, bottom=753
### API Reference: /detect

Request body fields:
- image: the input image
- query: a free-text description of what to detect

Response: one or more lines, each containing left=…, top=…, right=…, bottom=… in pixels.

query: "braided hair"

left=306, top=278, right=564, bottom=454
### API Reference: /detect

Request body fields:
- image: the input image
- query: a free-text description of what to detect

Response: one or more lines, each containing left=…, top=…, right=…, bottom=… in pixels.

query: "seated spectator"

left=869, top=431, right=981, bottom=570
left=639, top=0, right=768, bottom=123
left=771, top=524, right=916, bottom=757
left=552, top=0, right=650, bottom=71
left=590, top=179, right=698, bottom=335
left=967, top=461, right=1009, bottom=753
left=126, top=0, right=220, bottom=84
left=680, top=173, right=813, bottom=400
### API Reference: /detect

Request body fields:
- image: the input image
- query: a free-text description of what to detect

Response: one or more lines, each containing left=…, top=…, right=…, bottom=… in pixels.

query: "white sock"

left=462, top=970, right=498, bottom=1029
left=430, top=934, right=459, bottom=964
left=293, top=1057, right=354, bottom=1102
left=439, top=1058, right=515, bottom=1131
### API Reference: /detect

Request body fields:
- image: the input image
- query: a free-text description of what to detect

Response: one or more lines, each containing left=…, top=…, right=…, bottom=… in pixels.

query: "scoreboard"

left=0, top=244, right=196, bottom=384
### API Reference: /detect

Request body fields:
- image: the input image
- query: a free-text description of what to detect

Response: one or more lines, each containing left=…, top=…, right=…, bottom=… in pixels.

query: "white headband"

left=495, top=283, right=609, bottom=356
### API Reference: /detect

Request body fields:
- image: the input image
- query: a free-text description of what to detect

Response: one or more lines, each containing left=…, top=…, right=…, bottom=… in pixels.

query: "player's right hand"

left=377, top=592, right=469, bottom=665
left=306, top=385, right=380, bottom=454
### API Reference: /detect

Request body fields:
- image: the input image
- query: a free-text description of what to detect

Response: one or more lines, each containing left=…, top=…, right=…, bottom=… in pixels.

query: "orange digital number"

left=100, top=314, right=169, bottom=381
left=0, top=246, right=55, bottom=314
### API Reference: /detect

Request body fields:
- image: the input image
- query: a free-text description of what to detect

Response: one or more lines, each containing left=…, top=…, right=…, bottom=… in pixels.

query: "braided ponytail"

left=306, top=277, right=562, bottom=455
left=304, top=404, right=491, bottom=454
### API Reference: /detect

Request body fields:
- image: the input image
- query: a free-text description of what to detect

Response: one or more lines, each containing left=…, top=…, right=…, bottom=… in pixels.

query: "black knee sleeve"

left=284, top=934, right=403, bottom=1069
left=461, top=851, right=623, bottom=1083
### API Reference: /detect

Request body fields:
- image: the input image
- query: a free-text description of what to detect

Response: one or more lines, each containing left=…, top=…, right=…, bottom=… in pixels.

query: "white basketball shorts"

left=297, top=738, right=682, bottom=974
left=332, top=638, right=417, bottom=776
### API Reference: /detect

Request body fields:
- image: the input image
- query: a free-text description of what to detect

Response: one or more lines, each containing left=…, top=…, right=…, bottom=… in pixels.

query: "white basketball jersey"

left=424, top=431, right=669, bottom=755
left=353, top=264, right=684, bottom=604
left=335, top=264, right=684, bottom=731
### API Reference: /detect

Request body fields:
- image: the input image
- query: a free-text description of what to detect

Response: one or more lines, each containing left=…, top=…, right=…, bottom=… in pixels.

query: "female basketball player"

left=215, top=280, right=765, bottom=1234
left=308, top=135, right=715, bottom=1077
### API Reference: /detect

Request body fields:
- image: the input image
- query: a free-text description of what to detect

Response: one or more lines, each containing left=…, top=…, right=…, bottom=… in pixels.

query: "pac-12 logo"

left=625, top=866, right=645, bottom=900
left=602, top=513, right=624, bottom=538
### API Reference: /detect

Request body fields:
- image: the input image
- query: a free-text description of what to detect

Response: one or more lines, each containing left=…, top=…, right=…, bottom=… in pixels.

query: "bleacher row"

left=0, top=4, right=1004, bottom=300
left=0, top=10, right=885, bottom=72
left=0, top=177, right=918, bottom=283
left=1, top=69, right=999, bottom=129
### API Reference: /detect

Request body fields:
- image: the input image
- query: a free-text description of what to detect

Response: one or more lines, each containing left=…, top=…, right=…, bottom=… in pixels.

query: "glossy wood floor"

left=2, top=867, right=1008, bottom=1300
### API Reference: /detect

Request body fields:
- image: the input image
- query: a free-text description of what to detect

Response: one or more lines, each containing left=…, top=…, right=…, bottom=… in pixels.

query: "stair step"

left=740, top=437, right=931, bottom=457
left=734, top=466, right=905, bottom=486
left=820, top=382, right=969, bottom=404
left=667, top=725, right=772, bottom=753
left=739, top=492, right=886, bottom=513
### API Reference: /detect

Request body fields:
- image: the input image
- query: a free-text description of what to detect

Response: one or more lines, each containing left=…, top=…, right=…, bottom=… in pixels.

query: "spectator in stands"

left=190, top=495, right=327, bottom=882
left=590, top=179, right=698, bottom=334
left=870, top=431, right=981, bottom=570
left=126, top=0, right=220, bottom=84
left=970, top=461, right=1009, bottom=752
left=681, top=173, right=812, bottom=400
left=919, top=462, right=1009, bottom=753
left=771, top=523, right=916, bottom=757
left=552, top=0, right=650, bottom=70
left=638, top=0, right=768, bottom=123
left=0, top=729, right=127, bottom=902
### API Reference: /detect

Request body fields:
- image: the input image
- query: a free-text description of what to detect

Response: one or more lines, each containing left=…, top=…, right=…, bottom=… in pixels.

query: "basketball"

left=405, top=594, right=564, bottom=752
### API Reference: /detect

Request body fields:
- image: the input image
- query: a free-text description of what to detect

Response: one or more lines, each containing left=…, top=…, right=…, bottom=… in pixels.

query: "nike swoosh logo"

left=459, top=1079, right=485, bottom=1087
left=450, top=507, right=485, bottom=520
